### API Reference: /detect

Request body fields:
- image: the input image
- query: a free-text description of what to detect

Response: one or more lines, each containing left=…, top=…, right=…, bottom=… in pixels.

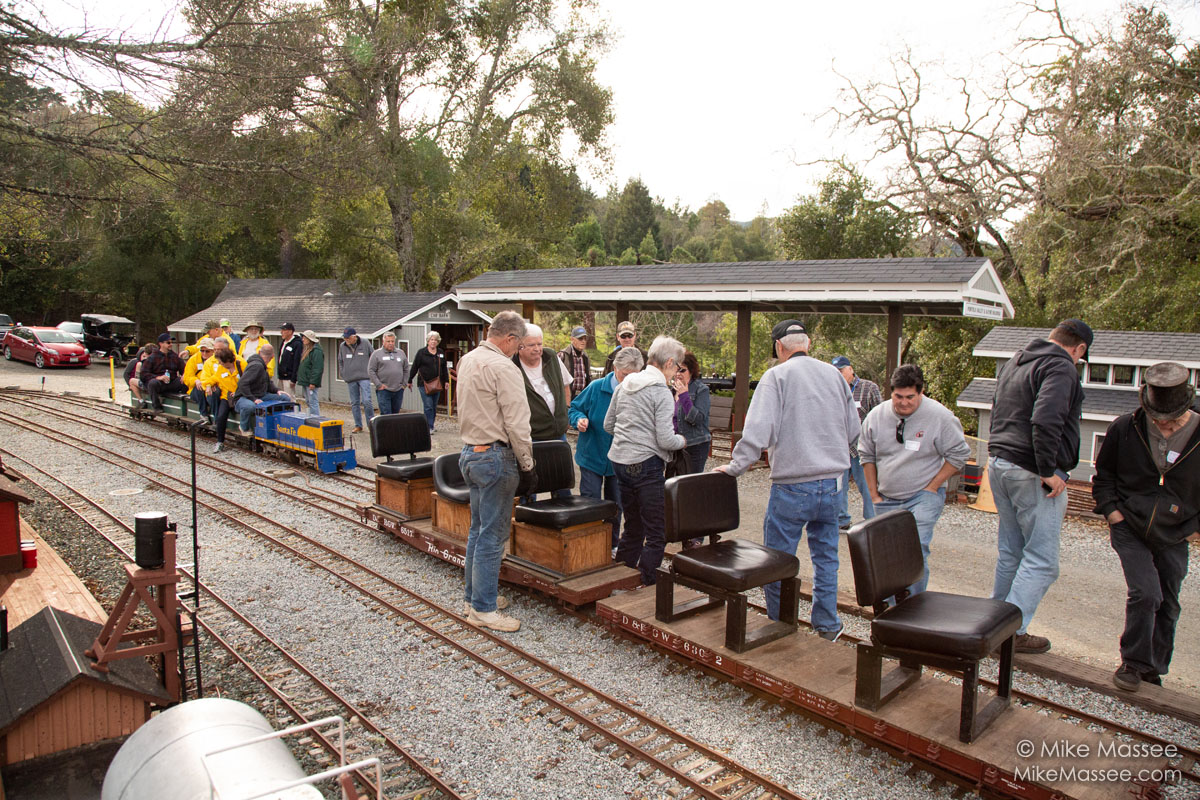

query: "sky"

left=31, top=0, right=1200, bottom=220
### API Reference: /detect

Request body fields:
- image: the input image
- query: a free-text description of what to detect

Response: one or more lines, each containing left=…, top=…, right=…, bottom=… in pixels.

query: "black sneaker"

left=1141, top=672, right=1162, bottom=687
left=1113, top=665, right=1141, bottom=692
left=817, top=626, right=844, bottom=643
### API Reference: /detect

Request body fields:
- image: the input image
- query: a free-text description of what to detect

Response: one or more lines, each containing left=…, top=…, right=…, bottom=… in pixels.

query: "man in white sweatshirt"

left=717, top=320, right=859, bottom=639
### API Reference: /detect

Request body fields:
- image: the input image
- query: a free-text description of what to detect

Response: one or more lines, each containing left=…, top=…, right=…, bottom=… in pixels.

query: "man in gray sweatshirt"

left=717, top=320, right=859, bottom=638
left=858, top=364, right=970, bottom=596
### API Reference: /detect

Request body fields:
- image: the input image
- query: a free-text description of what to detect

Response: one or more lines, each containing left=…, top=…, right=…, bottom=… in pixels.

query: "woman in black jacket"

left=409, top=331, right=451, bottom=433
left=1092, top=362, right=1200, bottom=693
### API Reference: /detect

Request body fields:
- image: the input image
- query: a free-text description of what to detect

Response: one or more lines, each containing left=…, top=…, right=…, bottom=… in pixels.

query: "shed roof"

left=955, top=377, right=1163, bottom=422
left=454, top=257, right=1013, bottom=317
left=169, top=287, right=491, bottom=339
left=0, top=473, right=32, bottom=505
left=974, top=327, right=1200, bottom=367
left=0, top=607, right=169, bottom=733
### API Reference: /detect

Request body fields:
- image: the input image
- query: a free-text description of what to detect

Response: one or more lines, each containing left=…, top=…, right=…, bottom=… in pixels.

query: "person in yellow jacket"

left=205, top=347, right=242, bottom=452
left=184, top=337, right=216, bottom=420
left=238, top=322, right=267, bottom=359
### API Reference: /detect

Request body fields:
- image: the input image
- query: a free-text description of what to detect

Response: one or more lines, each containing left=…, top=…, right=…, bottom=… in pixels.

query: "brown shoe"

left=1014, top=633, right=1051, bottom=654
left=352, top=426, right=363, bottom=433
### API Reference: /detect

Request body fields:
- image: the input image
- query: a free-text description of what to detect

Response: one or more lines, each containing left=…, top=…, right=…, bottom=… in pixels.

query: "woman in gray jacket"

left=604, top=335, right=688, bottom=585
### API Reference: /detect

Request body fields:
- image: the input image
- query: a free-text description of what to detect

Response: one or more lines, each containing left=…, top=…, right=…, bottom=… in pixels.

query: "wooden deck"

left=0, top=518, right=106, bottom=627
left=359, top=504, right=642, bottom=606
left=599, top=587, right=1167, bottom=800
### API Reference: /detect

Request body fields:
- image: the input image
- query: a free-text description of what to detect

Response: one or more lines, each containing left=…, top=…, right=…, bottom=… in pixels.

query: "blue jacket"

left=568, top=373, right=619, bottom=476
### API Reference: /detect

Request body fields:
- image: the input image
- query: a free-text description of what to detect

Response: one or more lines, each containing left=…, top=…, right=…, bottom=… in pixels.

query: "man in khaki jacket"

left=456, top=310, right=536, bottom=632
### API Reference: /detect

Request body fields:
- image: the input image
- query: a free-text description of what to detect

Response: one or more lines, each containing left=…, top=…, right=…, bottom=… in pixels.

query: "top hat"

left=1140, top=362, right=1195, bottom=422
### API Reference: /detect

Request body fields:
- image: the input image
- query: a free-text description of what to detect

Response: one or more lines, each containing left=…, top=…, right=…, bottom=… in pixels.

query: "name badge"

left=383, top=356, right=391, bottom=361
left=904, top=440, right=921, bottom=452
left=345, top=354, right=352, bottom=358
left=854, top=400, right=861, bottom=409
left=1168, top=450, right=1181, bottom=464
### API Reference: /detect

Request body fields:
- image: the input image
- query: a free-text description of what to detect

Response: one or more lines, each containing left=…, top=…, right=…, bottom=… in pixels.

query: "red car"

left=2, top=326, right=91, bottom=368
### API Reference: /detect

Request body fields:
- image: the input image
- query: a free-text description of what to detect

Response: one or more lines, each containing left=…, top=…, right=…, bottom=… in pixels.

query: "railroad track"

left=1, top=448, right=464, bottom=800
left=1, top=398, right=812, bottom=800
left=5, top=389, right=1199, bottom=788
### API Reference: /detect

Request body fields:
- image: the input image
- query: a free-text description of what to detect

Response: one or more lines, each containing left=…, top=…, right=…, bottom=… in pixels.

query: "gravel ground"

left=3, top=385, right=1200, bottom=799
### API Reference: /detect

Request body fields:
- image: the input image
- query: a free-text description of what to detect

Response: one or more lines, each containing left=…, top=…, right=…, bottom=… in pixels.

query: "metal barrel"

left=132, top=512, right=166, bottom=570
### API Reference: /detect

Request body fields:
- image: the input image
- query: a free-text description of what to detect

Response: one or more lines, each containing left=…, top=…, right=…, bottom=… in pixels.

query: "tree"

left=606, top=178, right=657, bottom=257
left=777, top=168, right=910, bottom=260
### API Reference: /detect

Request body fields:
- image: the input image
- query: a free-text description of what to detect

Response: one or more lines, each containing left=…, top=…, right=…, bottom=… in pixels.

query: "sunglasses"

left=896, top=418, right=906, bottom=444
left=618, top=333, right=635, bottom=339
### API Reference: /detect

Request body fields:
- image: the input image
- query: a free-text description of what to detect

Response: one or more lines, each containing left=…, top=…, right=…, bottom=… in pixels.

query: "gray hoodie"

left=728, top=353, right=859, bottom=483
left=604, top=365, right=686, bottom=465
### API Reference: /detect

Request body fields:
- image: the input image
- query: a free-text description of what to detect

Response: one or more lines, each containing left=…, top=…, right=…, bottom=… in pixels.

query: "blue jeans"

left=419, top=384, right=440, bottom=432
left=763, top=478, right=840, bottom=632
left=837, top=454, right=875, bottom=527
left=189, top=385, right=210, bottom=418
left=874, top=487, right=946, bottom=595
left=235, top=393, right=288, bottom=432
left=579, top=467, right=622, bottom=547
left=989, top=456, right=1066, bottom=633
left=376, top=387, right=405, bottom=415
left=304, top=386, right=320, bottom=417
left=460, top=445, right=520, bottom=614
left=347, top=379, right=373, bottom=428
left=614, top=456, right=666, bottom=585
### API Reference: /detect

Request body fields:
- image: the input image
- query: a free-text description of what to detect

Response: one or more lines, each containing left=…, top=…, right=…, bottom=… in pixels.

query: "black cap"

left=1056, top=318, right=1093, bottom=350
left=281, top=322, right=294, bottom=331
left=771, top=319, right=807, bottom=341
left=157, top=333, right=172, bottom=343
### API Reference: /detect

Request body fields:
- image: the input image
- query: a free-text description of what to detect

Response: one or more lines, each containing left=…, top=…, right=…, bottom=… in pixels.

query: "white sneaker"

left=467, top=608, right=520, bottom=632
left=462, top=596, right=509, bottom=616
left=212, top=442, right=224, bottom=453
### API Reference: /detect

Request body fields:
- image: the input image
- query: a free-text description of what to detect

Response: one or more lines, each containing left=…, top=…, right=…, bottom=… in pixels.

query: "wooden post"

left=885, top=305, right=903, bottom=397
left=522, top=301, right=536, bottom=322
left=734, top=303, right=751, bottom=433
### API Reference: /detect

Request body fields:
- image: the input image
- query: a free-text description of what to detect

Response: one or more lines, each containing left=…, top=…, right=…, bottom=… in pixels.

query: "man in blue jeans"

left=368, top=332, right=409, bottom=415
left=455, top=310, right=536, bottom=633
left=987, top=319, right=1090, bottom=654
left=716, top=320, right=859, bottom=640
left=832, top=355, right=882, bottom=529
left=858, top=364, right=970, bottom=596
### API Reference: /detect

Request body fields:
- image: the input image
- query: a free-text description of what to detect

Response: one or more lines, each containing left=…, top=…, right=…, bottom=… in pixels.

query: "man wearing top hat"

left=987, top=318, right=1091, bottom=654
left=715, top=320, right=859, bottom=640
left=1093, top=362, right=1200, bottom=692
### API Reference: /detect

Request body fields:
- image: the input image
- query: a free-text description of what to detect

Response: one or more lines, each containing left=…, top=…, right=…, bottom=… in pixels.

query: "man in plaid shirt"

left=833, top=356, right=882, bottom=529
left=558, top=325, right=592, bottom=396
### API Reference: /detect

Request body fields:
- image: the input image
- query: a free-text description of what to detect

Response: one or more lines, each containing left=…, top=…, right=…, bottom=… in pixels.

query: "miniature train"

left=127, top=394, right=357, bottom=474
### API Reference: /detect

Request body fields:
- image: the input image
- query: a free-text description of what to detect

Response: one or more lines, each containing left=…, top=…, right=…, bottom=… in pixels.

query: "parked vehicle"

left=80, top=314, right=136, bottom=364
left=57, top=321, right=85, bottom=343
left=0, top=314, right=13, bottom=338
left=2, top=326, right=91, bottom=368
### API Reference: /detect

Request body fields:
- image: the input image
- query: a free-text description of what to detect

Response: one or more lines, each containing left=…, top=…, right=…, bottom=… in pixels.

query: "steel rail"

left=1, top=409, right=809, bottom=800
left=1, top=448, right=466, bottom=800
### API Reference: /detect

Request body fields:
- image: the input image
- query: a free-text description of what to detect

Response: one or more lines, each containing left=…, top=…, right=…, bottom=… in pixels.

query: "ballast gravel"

left=2, top=395, right=1197, bottom=799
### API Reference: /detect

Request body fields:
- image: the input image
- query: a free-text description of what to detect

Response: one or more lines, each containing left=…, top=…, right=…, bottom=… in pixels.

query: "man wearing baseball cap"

left=276, top=323, right=302, bottom=397
left=142, top=333, right=186, bottom=412
left=558, top=325, right=592, bottom=396
left=338, top=327, right=374, bottom=432
left=603, top=320, right=648, bottom=377
left=831, top=355, right=882, bottom=529
left=716, top=319, right=859, bottom=640
left=988, top=318, right=1091, bottom=653
left=220, top=319, right=241, bottom=351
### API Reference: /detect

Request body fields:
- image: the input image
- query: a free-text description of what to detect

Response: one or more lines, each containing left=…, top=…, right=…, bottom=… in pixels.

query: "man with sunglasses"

left=858, top=364, right=970, bottom=597
left=603, top=320, right=649, bottom=376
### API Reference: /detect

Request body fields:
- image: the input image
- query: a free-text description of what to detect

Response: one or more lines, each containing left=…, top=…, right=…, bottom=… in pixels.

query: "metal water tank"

left=132, top=511, right=166, bottom=570
left=102, top=698, right=323, bottom=800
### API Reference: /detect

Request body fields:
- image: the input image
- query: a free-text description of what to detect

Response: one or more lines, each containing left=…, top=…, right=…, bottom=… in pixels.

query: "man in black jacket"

left=231, top=343, right=290, bottom=432
left=1093, top=362, right=1200, bottom=692
left=988, top=319, right=1091, bottom=654
left=276, top=323, right=302, bottom=395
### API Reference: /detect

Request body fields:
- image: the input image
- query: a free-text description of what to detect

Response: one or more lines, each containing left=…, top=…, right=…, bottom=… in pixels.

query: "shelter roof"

left=0, top=472, right=32, bottom=504
left=974, top=326, right=1200, bottom=368
left=170, top=286, right=490, bottom=339
left=955, top=377, right=1158, bottom=422
left=0, top=607, right=169, bottom=733
left=454, top=257, right=1013, bottom=317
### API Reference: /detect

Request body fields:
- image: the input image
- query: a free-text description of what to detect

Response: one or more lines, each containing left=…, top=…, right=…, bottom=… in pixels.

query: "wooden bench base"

left=510, top=519, right=611, bottom=578
left=376, top=476, right=433, bottom=518
left=431, top=493, right=472, bottom=538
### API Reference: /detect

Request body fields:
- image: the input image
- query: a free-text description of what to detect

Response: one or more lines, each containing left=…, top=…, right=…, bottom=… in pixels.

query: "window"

left=1092, top=432, right=1106, bottom=464
left=1111, top=364, right=1135, bottom=386
left=1087, top=363, right=1110, bottom=384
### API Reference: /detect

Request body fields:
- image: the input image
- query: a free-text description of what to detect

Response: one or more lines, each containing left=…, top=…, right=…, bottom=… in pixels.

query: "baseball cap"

left=219, top=318, right=231, bottom=327
left=771, top=319, right=807, bottom=341
left=570, top=326, right=587, bottom=338
left=1056, top=318, right=1094, bottom=350
left=281, top=322, right=294, bottom=331
left=343, top=327, right=356, bottom=337
left=157, top=333, right=172, bottom=343
left=197, top=337, right=216, bottom=350
left=831, top=355, right=852, bottom=369
left=616, top=320, right=636, bottom=335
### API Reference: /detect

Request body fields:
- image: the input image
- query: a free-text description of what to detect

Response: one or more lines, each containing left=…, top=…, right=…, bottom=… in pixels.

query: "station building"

left=956, top=326, right=1200, bottom=481
left=168, top=279, right=492, bottom=413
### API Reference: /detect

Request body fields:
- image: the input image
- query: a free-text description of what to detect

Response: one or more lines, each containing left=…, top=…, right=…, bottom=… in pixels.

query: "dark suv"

left=0, top=314, right=13, bottom=338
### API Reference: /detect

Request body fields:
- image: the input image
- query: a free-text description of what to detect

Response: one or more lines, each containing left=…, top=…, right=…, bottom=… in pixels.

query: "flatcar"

left=126, top=394, right=356, bottom=474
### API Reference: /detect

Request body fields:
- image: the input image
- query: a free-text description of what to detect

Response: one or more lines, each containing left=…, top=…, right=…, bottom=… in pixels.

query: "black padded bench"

left=656, top=472, right=800, bottom=653
left=369, top=413, right=434, bottom=517
left=510, top=440, right=618, bottom=577
left=431, top=452, right=473, bottom=538
left=848, top=509, right=1021, bottom=743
